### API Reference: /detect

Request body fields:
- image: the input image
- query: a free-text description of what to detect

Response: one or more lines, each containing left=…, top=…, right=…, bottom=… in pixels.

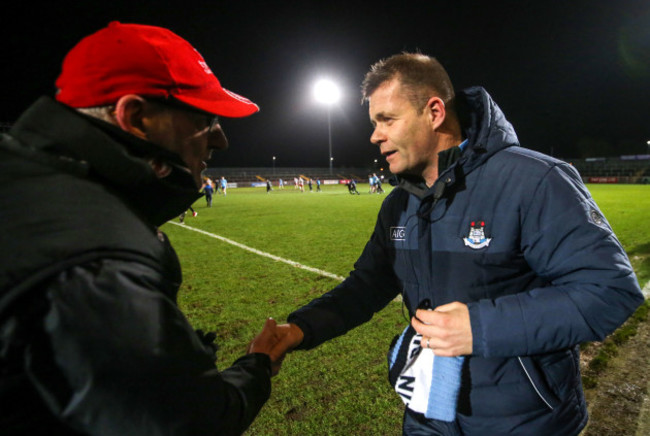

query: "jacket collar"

left=393, top=87, right=519, bottom=199
left=10, top=97, right=201, bottom=226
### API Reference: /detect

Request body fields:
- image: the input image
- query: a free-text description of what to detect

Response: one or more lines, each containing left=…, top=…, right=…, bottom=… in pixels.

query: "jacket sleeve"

left=288, top=197, right=402, bottom=350
left=26, top=259, right=271, bottom=436
left=469, top=163, right=644, bottom=357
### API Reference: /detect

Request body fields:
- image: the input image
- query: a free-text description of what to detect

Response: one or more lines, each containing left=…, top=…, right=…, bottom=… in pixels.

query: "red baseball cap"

left=55, top=21, right=259, bottom=118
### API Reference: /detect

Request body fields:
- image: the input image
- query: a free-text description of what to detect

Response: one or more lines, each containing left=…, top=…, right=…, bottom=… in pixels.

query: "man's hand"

left=248, top=319, right=304, bottom=376
left=411, top=302, right=472, bottom=357
left=273, top=323, right=305, bottom=353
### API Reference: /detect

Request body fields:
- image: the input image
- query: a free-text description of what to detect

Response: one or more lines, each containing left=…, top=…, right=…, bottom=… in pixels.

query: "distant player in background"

left=201, top=176, right=214, bottom=206
left=316, top=178, right=322, bottom=192
left=347, top=179, right=360, bottom=195
left=179, top=206, right=198, bottom=223
left=373, top=173, right=385, bottom=194
left=220, top=176, right=228, bottom=195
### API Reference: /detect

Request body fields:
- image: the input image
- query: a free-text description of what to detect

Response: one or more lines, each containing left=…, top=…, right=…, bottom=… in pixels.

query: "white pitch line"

left=169, top=221, right=346, bottom=282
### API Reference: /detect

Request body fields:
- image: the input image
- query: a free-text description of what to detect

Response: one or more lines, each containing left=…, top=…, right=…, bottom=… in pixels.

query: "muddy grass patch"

left=581, top=301, right=650, bottom=435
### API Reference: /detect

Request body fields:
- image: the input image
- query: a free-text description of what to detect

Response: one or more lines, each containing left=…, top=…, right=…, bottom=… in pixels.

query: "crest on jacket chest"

left=463, top=220, right=492, bottom=249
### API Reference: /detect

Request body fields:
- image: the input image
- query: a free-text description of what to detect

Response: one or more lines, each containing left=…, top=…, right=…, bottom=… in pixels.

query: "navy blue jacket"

left=289, top=87, right=643, bottom=435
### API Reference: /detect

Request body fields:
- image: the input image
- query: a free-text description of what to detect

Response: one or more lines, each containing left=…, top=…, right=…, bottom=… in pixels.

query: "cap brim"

left=174, top=87, right=259, bottom=118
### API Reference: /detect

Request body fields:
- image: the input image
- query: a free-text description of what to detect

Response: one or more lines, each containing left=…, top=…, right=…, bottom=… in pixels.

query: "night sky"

left=2, top=0, right=648, bottom=168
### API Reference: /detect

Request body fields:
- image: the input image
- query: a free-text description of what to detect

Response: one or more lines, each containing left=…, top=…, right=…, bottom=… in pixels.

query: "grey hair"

left=76, top=105, right=116, bottom=124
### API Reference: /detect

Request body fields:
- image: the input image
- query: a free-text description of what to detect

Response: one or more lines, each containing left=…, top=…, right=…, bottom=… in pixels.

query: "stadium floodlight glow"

left=314, top=79, right=341, bottom=105
left=314, top=79, right=341, bottom=174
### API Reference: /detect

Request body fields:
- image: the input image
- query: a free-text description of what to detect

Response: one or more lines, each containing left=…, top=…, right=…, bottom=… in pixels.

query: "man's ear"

left=426, top=96, right=446, bottom=130
left=113, top=95, right=148, bottom=139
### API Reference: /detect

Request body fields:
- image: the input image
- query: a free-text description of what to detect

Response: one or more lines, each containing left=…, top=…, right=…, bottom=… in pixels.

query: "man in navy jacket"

left=272, top=53, right=644, bottom=435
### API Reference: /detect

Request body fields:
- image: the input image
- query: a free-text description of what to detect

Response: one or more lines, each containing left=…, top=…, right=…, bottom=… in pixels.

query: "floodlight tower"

left=314, top=79, right=341, bottom=175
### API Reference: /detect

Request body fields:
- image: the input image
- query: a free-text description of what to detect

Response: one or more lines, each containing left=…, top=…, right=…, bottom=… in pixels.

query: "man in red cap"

left=0, top=22, right=287, bottom=435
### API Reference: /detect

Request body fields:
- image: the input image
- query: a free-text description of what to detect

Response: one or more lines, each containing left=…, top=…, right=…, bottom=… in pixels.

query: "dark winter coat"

left=0, top=97, right=271, bottom=435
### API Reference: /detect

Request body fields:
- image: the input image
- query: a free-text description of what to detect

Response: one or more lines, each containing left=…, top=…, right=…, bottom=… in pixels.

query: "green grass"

left=161, top=182, right=649, bottom=435
left=586, top=184, right=650, bottom=285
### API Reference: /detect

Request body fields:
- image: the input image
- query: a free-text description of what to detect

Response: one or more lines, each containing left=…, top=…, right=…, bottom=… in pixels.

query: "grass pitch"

left=161, top=182, right=649, bottom=435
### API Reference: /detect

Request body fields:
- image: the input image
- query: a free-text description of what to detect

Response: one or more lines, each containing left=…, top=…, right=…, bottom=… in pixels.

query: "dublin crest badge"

left=463, top=221, right=492, bottom=249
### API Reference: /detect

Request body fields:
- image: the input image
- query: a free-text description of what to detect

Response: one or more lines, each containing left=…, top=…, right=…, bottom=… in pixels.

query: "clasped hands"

left=247, top=301, right=472, bottom=377
left=247, top=318, right=304, bottom=376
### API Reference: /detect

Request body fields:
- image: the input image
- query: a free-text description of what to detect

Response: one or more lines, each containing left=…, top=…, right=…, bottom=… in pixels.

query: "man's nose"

left=370, top=126, right=385, bottom=145
left=209, top=124, right=229, bottom=150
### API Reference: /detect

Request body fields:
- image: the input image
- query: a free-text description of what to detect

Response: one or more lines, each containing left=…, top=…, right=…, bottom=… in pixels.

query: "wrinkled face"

left=368, top=79, right=438, bottom=179
left=144, top=101, right=228, bottom=187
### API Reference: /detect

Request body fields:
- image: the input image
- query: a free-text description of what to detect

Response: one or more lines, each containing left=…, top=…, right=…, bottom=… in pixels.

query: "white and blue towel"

left=390, top=331, right=464, bottom=422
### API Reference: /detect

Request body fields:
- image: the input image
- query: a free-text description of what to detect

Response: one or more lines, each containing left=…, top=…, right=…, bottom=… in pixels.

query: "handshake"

left=247, top=318, right=304, bottom=376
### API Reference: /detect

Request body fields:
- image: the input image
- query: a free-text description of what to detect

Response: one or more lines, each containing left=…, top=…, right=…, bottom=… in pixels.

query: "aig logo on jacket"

left=390, top=227, right=406, bottom=241
left=463, top=221, right=492, bottom=249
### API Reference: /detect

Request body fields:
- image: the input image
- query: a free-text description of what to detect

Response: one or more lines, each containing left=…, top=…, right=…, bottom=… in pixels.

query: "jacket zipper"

left=517, top=357, right=554, bottom=411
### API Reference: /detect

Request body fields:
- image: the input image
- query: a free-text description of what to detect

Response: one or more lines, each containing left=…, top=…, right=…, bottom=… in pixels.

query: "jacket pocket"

left=517, top=356, right=561, bottom=411
left=532, top=347, right=579, bottom=400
